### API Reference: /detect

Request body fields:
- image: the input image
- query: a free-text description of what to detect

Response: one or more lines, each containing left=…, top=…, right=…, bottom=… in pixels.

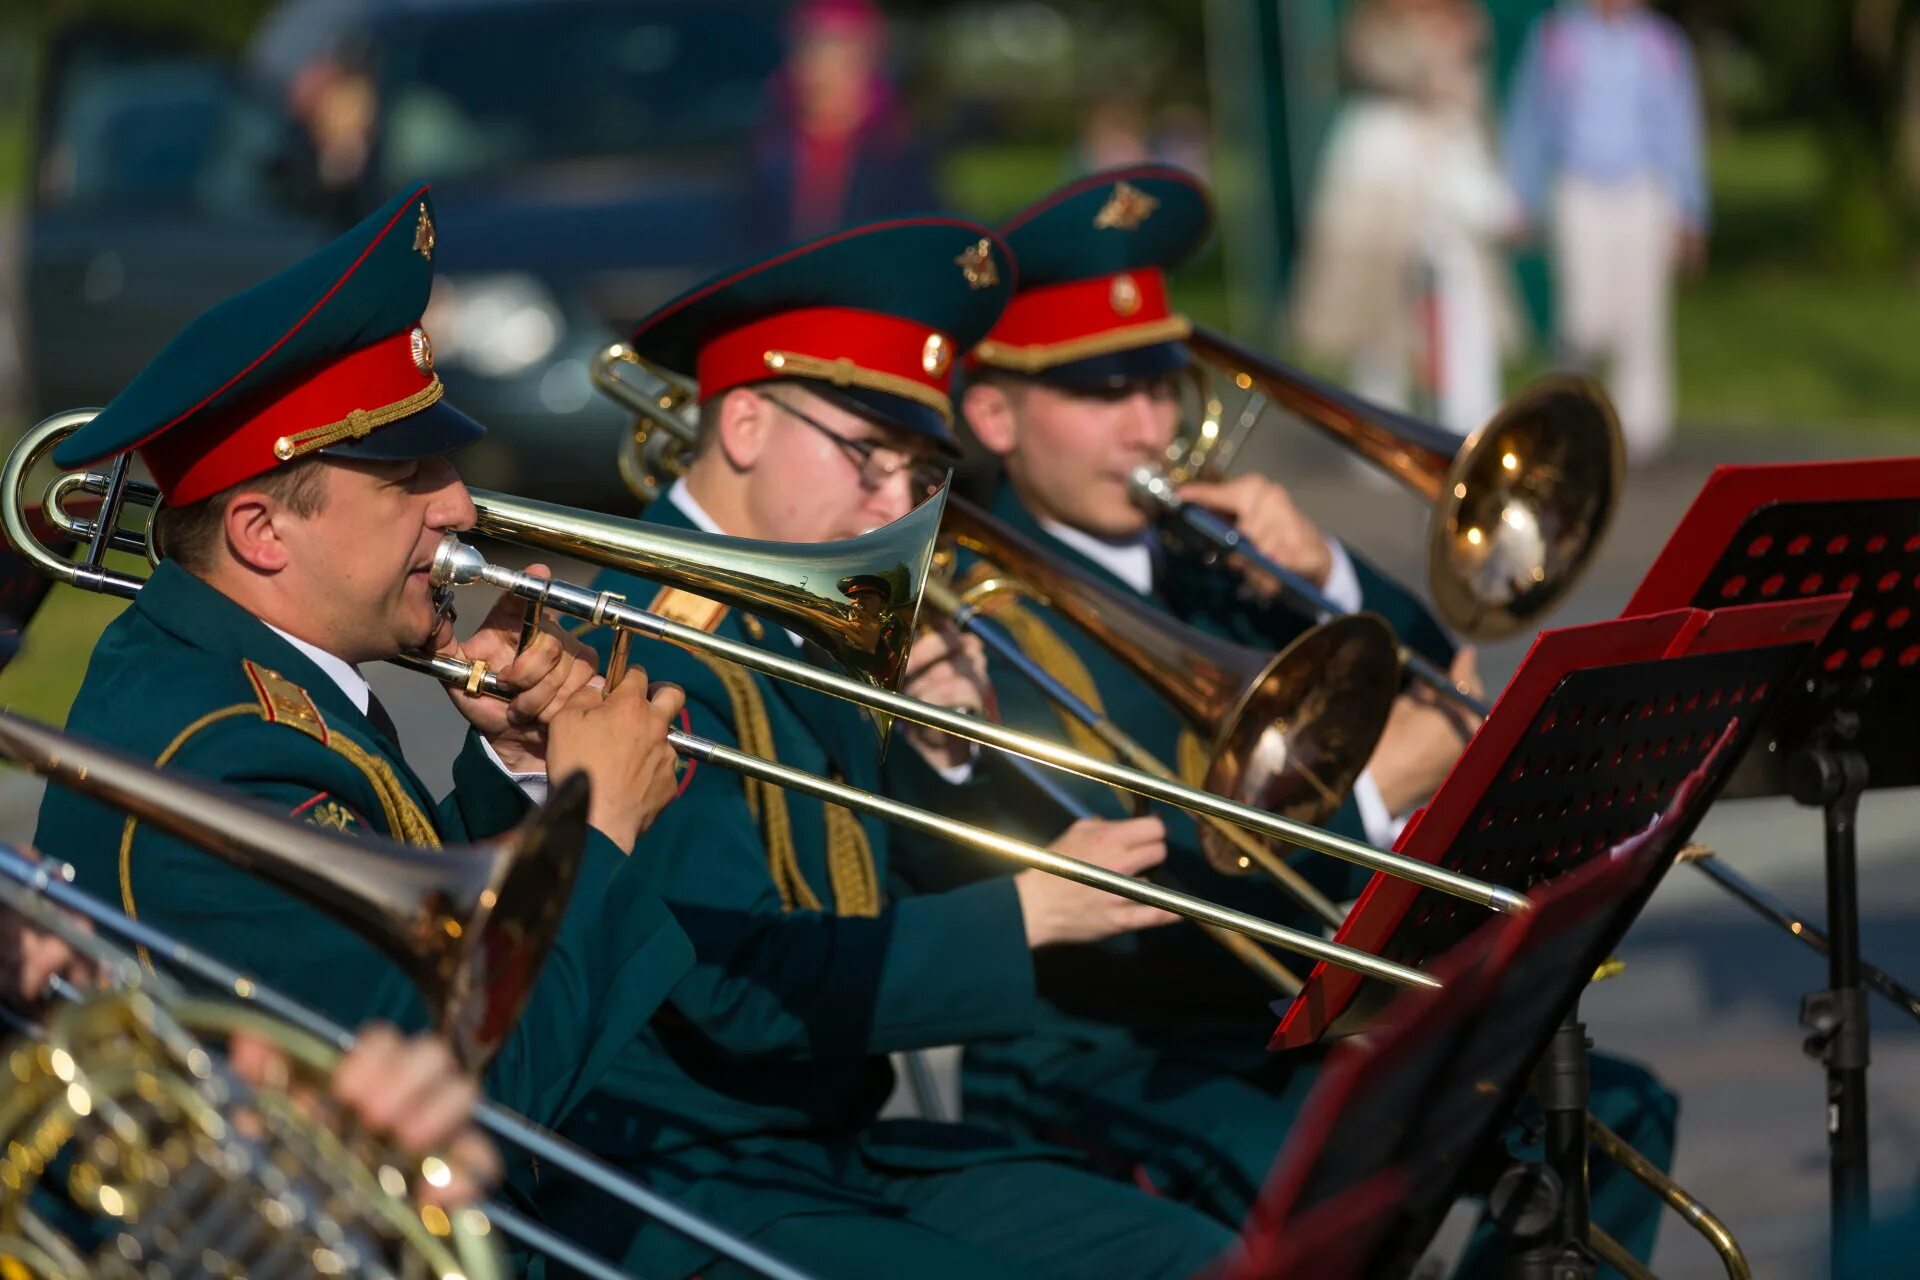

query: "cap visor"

left=1024, top=339, right=1192, bottom=390
left=320, top=398, right=487, bottom=462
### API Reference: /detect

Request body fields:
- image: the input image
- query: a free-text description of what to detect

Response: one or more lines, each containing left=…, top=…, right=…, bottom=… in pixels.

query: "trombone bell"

left=1183, top=325, right=1624, bottom=642
left=465, top=484, right=947, bottom=721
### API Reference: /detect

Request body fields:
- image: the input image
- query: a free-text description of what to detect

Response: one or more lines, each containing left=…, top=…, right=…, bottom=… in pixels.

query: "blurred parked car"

left=27, top=0, right=785, bottom=509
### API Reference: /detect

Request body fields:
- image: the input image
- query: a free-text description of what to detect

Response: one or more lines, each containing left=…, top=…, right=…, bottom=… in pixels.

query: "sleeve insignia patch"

left=291, top=792, right=361, bottom=834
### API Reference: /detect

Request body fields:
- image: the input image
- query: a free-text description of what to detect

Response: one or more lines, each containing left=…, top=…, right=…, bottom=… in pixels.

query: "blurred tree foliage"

left=1685, top=0, right=1920, bottom=271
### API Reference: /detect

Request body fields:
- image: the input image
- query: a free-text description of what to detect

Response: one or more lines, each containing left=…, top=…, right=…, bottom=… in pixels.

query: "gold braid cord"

left=685, top=650, right=880, bottom=917
left=1175, top=728, right=1212, bottom=789
left=119, top=666, right=442, bottom=967
left=961, top=569, right=1204, bottom=811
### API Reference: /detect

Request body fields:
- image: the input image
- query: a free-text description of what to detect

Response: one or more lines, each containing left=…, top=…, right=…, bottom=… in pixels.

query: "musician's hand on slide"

left=0, top=849, right=97, bottom=1011
left=1017, top=816, right=1178, bottom=947
left=1369, top=647, right=1485, bottom=815
left=899, top=620, right=993, bottom=772
left=1177, top=475, right=1334, bottom=592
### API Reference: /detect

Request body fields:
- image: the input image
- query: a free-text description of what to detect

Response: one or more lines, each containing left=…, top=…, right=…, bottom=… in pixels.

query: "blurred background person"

left=1504, top=0, right=1709, bottom=466
left=1289, top=0, right=1520, bottom=438
left=748, top=0, right=937, bottom=249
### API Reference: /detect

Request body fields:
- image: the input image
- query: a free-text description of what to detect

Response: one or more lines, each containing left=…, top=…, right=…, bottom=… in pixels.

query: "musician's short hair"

left=152, top=457, right=328, bottom=572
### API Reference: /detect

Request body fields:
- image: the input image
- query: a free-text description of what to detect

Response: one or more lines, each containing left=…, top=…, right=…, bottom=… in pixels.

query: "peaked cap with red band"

left=55, top=185, right=484, bottom=505
left=969, top=164, right=1212, bottom=387
left=625, top=217, right=1015, bottom=449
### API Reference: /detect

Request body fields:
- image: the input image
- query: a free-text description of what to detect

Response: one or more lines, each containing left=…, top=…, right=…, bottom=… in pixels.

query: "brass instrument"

left=1174, top=324, right=1624, bottom=642
left=1129, top=466, right=1491, bottom=720
left=0, top=954, right=506, bottom=1279
left=940, top=495, right=1398, bottom=888
left=1587, top=1116, right=1752, bottom=1280
left=0, top=707, right=585, bottom=1070
left=1, top=416, right=1502, bottom=991
left=422, top=532, right=1527, bottom=922
left=0, top=713, right=818, bottom=1280
left=592, top=341, right=701, bottom=505
left=0, top=710, right=576, bottom=1278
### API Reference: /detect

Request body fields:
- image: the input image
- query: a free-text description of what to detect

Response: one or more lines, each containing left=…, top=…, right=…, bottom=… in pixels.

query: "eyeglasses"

left=757, top=392, right=949, bottom=497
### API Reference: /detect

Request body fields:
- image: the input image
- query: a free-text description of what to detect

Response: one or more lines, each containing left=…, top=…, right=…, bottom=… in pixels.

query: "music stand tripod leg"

left=1495, top=1005, right=1600, bottom=1280
left=1787, top=730, right=1872, bottom=1276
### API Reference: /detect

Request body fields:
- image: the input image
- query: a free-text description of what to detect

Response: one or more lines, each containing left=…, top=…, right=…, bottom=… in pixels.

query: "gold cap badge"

left=1109, top=273, right=1142, bottom=316
left=921, top=333, right=952, bottom=377
left=413, top=202, right=436, bottom=260
left=410, top=326, right=435, bottom=373
left=955, top=238, right=999, bottom=290
left=1094, top=181, right=1158, bottom=231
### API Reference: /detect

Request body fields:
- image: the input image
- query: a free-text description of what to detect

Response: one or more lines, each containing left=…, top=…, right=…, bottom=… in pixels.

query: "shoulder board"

left=241, top=660, right=331, bottom=745
left=647, top=586, right=730, bottom=633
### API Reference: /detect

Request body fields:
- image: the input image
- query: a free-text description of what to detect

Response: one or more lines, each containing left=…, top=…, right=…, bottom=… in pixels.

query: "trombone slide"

left=430, top=537, right=1530, bottom=920
left=396, top=650, right=1436, bottom=990
left=1129, top=466, right=1493, bottom=719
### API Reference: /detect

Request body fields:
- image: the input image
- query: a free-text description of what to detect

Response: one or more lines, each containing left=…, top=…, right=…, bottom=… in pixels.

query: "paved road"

left=6, top=427, right=1915, bottom=1277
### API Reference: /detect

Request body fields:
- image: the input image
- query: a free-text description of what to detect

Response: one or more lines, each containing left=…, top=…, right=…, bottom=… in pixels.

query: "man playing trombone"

left=30, top=188, right=696, bottom=1156
left=927, top=165, right=1679, bottom=1275
left=557, top=218, right=1238, bottom=1279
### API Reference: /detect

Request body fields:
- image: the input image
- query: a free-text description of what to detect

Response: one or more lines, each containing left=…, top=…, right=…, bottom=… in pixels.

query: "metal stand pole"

left=1502, top=1005, right=1599, bottom=1280
left=1788, top=722, right=1872, bottom=1277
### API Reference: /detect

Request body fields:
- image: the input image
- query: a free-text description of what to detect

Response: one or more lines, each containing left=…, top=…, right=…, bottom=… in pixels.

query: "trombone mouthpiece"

left=1128, top=466, right=1180, bottom=512
left=431, top=535, right=492, bottom=588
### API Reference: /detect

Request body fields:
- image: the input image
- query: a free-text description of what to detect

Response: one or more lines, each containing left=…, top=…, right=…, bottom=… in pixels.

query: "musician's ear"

left=963, top=381, right=1018, bottom=457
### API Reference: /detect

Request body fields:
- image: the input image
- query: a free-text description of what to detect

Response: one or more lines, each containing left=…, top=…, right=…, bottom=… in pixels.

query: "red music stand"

left=1273, top=596, right=1843, bottom=1052
left=1227, top=775, right=1713, bottom=1280
left=1623, top=457, right=1920, bottom=1270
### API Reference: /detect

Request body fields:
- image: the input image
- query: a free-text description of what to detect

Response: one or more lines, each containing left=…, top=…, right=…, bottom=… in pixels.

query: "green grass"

left=1674, top=271, right=1920, bottom=436
left=0, top=582, right=130, bottom=729
left=1668, top=125, right=1920, bottom=437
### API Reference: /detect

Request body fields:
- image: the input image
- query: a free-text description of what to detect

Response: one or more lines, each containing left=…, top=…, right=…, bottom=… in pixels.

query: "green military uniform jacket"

left=555, top=495, right=1061, bottom=1278
left=884, top=483, right=1452, bottom=1175
left=33, top=560, right=694, bottom=1137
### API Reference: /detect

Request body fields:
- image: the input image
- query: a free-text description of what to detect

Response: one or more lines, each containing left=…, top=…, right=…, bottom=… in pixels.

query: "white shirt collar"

left=665, top=478, right=807, bottom=648
left=264, top=624, right=371, bottom=714
left=1037, top=516, right=1155, bottom=596
left=665, top=477, right=723, bottom=535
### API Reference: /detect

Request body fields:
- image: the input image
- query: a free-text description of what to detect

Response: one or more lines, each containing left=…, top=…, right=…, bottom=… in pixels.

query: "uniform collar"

left=665, top=476, right=724, bottom=536
left=664, top=478, right=808, bottom=649
left=1036, top=515, right=1154, bottom=596
left=989, top=482, right=1159, bottom=599
left=264, top=625, right=371, bottom=714
left=133, top=559, right=380, bottom=731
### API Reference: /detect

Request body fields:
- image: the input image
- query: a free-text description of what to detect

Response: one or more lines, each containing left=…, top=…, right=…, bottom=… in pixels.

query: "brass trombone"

left=937, top=495, right=1395, bottom=903
left=3, top=416, right=1512, bottom=991
left=1167, top=324, right=1625, bottom=643
left=591, top=341, right=701, bottom=505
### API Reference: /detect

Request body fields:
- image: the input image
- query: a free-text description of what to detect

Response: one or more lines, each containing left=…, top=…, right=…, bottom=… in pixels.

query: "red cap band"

left=968, top=269, right=1190, bottom=373
left=143, top=328, right=441, bottom=505
left=696, top=306, right=958, bottom=422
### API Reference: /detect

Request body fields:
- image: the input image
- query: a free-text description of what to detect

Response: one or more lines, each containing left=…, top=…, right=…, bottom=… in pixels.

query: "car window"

left=38, top=54, right=292, bottom=215
left=370, top=2, right=783, bottom=187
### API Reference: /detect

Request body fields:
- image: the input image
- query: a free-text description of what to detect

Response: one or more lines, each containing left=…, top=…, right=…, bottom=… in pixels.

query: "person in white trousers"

left=1504, top=0, right=1709, bottom=464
